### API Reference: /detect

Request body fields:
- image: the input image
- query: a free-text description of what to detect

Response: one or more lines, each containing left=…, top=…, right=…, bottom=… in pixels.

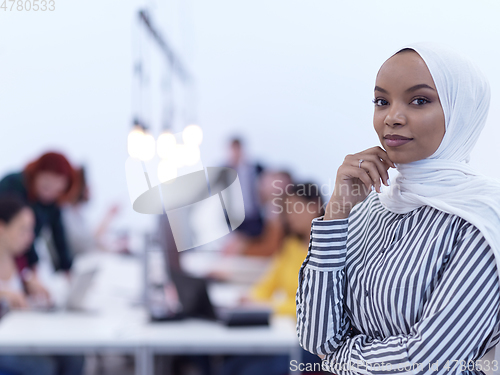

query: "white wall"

left=1, top=0, right=499, bottom=236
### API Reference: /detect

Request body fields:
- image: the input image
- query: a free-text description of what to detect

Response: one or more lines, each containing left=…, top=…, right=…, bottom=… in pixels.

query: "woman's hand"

left=238, top=294, right=253, bottom=304
left=221, top=233, right=246, bottom=256
left=324, top=146, right=395, bottom=220
left=0, top=289, right=28, bottom=309
left=24, top=276, right=51, bottom=303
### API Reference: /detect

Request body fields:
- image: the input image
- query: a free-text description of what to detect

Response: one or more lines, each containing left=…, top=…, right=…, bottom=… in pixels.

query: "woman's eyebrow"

left=405, top=83, right=435, bottom=93
left=374, top=86, right=388, bottom=93
left=374, top=84, right=435, bottom=93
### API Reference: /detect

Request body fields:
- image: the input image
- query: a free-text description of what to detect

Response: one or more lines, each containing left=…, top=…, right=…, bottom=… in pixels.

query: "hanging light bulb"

left=157, top=131, right=177, bottom=159
left=139, top=131, right=156, bottom=161
left=182, top=124, right=203, bottom=146
left=128, top=125, right=145, bottom=159
left=183, top=144, right=200, bottom=166
left=158, top=158, right=177, bottom=182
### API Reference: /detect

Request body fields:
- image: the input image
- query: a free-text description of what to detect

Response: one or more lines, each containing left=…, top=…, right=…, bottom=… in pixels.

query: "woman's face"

left=0, top=208, right=35, bottom=256
left=373, top=50, right=446, bottom=164
left=259, top=171, right=292, bottom=203
left=34, top=171, right=68, bottom=204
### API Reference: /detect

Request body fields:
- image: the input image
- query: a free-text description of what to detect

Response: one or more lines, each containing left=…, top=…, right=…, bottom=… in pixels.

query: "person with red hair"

left=0, top=151, right=76, bottom=298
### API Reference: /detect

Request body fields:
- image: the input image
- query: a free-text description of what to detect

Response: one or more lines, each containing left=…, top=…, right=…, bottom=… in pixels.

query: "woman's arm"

left=50, top=207, right=73, bottom=271
left=322, top=223, right=500, bottom=375
left=296, top=216, right=352, bottom=356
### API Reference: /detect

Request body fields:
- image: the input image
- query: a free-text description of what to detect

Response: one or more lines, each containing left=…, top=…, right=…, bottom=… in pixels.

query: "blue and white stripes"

left=296, top=191, right=500, bottom=375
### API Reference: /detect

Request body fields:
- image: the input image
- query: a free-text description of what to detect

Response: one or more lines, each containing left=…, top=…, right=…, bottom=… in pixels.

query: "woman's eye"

left=372, top=98, right=388, bottom=106
left=411, top=98, right=429, bottom=105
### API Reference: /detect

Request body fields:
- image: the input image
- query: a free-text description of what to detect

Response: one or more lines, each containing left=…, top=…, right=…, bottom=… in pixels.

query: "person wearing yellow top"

left=218, top=182, right=327, bottom=375
left=250, top=236, right=310, bottom=316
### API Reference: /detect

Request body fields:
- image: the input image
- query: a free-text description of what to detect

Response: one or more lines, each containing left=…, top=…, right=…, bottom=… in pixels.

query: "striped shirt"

left=296, top=190, right=500, bottom=375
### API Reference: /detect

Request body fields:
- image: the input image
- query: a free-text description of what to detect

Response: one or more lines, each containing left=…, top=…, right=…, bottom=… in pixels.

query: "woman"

left=240, top=170, right=292, bottom=257
left=0, top=152, right=76, bottom=295
left=296, top=42, right=500, bottom=375
left=220, top=182, right=325, bottom=375
left=0, top=193, right=84, bottom=375
left=222, top=170, right=292, bottom=257
left=249, top=181, right=325, bottom=316
left=0, top=194, right=36, bottom=310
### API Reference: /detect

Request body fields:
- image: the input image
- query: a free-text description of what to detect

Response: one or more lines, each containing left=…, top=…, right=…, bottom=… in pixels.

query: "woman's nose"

left=385, top=102, right=407, bottom=126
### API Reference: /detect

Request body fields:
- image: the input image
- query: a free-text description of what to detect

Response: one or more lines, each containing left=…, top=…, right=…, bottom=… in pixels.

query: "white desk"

left=0, top=309, right=302, bottom=375
left=0, top=252, right=302, bottom=375
left=118, top=308, right=301, bottom=374
left=1, top=251, right=496, bottom=375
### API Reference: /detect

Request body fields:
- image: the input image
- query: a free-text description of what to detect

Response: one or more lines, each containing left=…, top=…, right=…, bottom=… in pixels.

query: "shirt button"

left=365, top=290, right=369, bottom=297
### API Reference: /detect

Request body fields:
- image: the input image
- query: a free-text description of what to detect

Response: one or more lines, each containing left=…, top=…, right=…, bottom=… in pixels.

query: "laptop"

left=29, top=267, right=99, bottom=312
left=149, top=269, right=271, bottom=326
left=148, top=214, right=271, bottom=326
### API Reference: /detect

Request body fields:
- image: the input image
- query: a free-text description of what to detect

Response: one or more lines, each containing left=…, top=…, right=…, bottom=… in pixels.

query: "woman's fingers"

left=357, top=159, right=384, bottom=192
left=12, top=293, right=27, bottom=309
left=327, top=145, right=395, bottom=221
left=340, top=165, right=373, bottom=192
left=19, top=296, right=28, bottom=309
left=374, top=147, right=396, bottom=168
left=363, top=156, right=390, bottom=188
left=345, top=154, right=384, bottom=192
left=357, top=148, right=395, bottom=191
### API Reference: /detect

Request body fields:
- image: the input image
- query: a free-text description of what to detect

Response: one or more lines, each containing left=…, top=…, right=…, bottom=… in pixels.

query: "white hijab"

left=377, top=42, right=500, bottom=281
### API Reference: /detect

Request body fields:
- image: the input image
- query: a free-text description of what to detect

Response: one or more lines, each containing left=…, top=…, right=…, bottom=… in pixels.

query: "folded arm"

left=322, top=223, right=500, bottom=375
left=296, top=216, right=352, bottom=355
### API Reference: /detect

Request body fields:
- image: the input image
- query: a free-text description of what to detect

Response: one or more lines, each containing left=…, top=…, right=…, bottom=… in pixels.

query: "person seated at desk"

left=0, top=193, right=85, bottom=375
left=0, top=151, right=77, bottom=290
left=218, top=182, right=326, bottom=375
left=222, top=170, right=293, bottom=258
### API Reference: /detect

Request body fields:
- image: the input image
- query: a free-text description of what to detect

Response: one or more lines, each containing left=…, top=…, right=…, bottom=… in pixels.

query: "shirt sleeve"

left=0, top=173, right=22, bottom=194
left=296, top=215, right=352, bottom=355
left=50, top=208, right=73, bottom=271
left=322, top=222, right=500, bottom=375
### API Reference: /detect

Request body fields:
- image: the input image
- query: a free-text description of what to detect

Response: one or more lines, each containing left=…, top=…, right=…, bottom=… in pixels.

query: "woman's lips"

left=385, top=138, right=413, bottom=147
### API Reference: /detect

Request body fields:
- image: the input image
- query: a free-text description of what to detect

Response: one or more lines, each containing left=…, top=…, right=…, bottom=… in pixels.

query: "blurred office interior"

left=1, top=1, right=500, bottom=374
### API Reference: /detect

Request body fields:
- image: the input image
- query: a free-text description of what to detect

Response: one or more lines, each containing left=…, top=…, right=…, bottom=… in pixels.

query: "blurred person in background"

left=218, top=182, right=326, bottom=375
left=61, top=166, right=121, bottom=257
left=223, top=170, right=293, bottom=257
left=0, top=193, right=84, bottom=375
left=0, top=151, right=76, bottom=299
left=219, top=137, right=265, bottom=239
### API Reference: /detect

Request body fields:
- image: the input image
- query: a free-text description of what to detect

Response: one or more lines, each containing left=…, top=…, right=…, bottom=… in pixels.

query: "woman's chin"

left=385, top=152, right=413, bottom=165
left=382, top=147, right=418, bottom=165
